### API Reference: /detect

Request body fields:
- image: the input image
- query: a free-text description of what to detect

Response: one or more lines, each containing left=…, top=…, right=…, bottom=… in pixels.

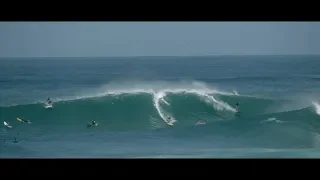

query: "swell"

left=1, top=90, right=319, bottom=132
left=0, top=90, right=235, bottom=131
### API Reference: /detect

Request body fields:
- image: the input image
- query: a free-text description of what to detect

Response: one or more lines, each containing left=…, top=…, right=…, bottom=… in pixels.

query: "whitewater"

left=1, top=56, right=320, bottom=158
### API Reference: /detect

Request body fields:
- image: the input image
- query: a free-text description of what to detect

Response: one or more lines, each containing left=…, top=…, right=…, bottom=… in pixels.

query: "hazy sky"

left=0, top=22, right=319, bottom=57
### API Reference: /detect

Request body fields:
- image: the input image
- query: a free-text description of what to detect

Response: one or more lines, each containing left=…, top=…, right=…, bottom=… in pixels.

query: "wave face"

left=0, top=86, right=233, bottom=130
left=1, top=84, right=319, bottom=138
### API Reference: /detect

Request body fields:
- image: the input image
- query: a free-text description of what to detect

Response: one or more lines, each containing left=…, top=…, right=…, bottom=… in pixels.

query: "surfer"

left=87, top=120, right=98, bottom=128
left=167, top=116, right=172, bottom=123
left=89, top=120, right=97, bottom=126
left=18, top=118, right=31, bottom=124
left=4, top=121, right=12, bottom=128
left=13, top=137, right=18, bottom=143
left=47, top=97, right=52, bottom=105
left=92, top=120, right=96, bottom=125
left=232, top=90, right=238, bottom=96
left=235, top=102, right=239, bottom=112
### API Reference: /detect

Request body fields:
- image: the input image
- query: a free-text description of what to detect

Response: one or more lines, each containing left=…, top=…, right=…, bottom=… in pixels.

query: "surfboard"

left=166, top=122, right=174, bottom=126
left=4, top=121, right=12, bottom=128
left=45, top=104, right=53, bottom=108
left=195, top=121, right=206, bottom=125
left=17, top=118, right=31, bottom=124
left=87, top=123, right=98, bottom=128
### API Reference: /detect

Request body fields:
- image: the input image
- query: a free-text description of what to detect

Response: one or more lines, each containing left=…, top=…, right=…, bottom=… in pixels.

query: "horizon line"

left=1, top=54, right=320, bottom=59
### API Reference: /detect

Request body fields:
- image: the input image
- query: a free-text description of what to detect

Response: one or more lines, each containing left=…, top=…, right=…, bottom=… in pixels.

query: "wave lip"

left=0, top=80, right=235, bottom=108
left=50, top=80, right=232, bottom=103
left=260, top=117, right=286, bottom=124
left=312, top=102, right=320, bottom=116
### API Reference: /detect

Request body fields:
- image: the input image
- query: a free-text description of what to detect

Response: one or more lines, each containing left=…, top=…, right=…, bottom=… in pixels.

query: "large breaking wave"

left=1, top=81, right=319, bottom=133
left=1, top=81, right=320, bottom=152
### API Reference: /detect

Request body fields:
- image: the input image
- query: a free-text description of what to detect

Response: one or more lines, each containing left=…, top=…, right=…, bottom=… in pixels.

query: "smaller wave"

left=312, top=102, right=320, bottom=116
left=232, top=90, right=239, bottom=96
left=260, top=117, right=286, bottom=124
left=312, top=132, right=320, bottom=147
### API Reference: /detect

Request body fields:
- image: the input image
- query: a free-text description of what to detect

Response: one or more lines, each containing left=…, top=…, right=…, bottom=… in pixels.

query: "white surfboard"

left=4, top=121, right=12, bottom=128
left=45, top=104, right=53, bottom=108
left=166, top=119, right=174, bottom=126
left=167, top=122, right=174, bottom=126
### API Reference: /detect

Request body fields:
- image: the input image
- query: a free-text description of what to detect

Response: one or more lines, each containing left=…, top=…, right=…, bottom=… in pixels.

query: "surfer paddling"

left=17, top=118, right=31, bottom=124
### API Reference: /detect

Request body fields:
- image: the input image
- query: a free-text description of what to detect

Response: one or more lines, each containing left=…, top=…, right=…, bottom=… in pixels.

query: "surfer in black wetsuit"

left=47, top=97, right=52, bottom=105
left=236, top=102, right=239, bottom=112
left=91, top=120, right=96, bottom=126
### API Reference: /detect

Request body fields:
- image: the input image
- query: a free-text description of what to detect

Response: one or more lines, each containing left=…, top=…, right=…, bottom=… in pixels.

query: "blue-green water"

left=1, top=55, right=320, bottom=158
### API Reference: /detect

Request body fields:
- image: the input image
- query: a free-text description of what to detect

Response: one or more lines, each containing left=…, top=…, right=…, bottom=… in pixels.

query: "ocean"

left=1, top=55, right=320, bottom=158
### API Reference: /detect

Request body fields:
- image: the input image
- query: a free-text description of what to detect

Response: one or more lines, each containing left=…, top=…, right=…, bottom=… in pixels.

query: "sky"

left=0, top=22, right=319, bottom=57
